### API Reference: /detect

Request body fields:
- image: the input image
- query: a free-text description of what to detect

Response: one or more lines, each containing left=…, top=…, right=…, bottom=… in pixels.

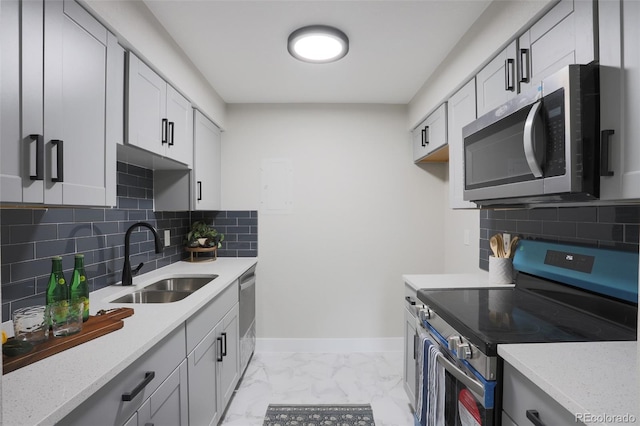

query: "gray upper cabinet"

left=475, top=40, right=518, bottom=117
left=1, top=0, right=118, bottom=206
left=412, top=103, right=448, bottom=163
left=447, top=79, right=477, bottom=209
left=518, top=0, right=596, bottom=93
left=127, top=52, right=193, bottom=168
left=599, top=0, right=640, bottom=200
left=193, top=110, right=222, bottom=211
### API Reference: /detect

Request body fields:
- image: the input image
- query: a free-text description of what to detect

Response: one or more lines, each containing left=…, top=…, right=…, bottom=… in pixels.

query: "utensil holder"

left=489, top=256, right=514, bottom=284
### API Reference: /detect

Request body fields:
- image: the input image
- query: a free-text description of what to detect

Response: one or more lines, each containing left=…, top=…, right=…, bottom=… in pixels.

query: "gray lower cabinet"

left=402, top=284, right=418, bottom=409
left=599, top=0, right=640, bottom=200
left=502, top=362, right=583, bottom=426
left=0, top=0, right=118, bottom=206
left=62, top=325, right=187, bottom=425
left=137, top=360, right=189, bottom=426
left=187, top=302, right=240, bottom=426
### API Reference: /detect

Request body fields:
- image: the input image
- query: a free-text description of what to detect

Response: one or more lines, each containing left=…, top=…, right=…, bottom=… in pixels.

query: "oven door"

left=416, top=322, right=496, bottom=426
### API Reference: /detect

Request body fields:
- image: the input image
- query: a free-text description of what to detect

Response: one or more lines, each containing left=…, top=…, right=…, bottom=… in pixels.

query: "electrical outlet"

left=503, top=233, right=511, bottom=254
left=164, top=230, right=171, bottom=247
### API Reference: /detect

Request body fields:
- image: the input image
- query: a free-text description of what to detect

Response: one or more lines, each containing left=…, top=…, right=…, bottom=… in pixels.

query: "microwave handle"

left=523, top=100, right=544, bottom=178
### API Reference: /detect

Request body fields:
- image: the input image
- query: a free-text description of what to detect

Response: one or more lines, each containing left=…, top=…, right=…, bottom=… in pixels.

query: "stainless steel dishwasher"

left=238, top=265, right=256, bottom=374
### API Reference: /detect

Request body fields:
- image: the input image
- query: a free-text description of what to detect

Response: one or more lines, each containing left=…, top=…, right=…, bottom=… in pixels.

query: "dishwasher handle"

left=240, top=273, right=256, bottom=291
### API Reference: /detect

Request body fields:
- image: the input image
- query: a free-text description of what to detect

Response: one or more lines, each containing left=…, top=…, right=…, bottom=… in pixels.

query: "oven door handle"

left=435, top=352, right=485, bottom=399
left=523, top=100, right=544, bottom=178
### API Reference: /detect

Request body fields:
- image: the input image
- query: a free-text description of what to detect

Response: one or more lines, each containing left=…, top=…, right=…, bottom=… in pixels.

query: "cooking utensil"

left=505, top=236, right=520, bottom=259
left=489, top=235, right=500, bottom=257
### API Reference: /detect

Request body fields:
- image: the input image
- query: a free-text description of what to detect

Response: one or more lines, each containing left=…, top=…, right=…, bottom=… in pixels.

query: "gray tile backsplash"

left=479, top=205, right=640, bottom=270
left=0, top=162, right=258, bottom=321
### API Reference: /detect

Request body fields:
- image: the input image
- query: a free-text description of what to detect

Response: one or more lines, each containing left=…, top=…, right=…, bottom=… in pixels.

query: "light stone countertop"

left=499, top=341, right=639, bottom=426
left=403, top=271, right=514, bottom=292
left=2, top=257, right=258, bottom=426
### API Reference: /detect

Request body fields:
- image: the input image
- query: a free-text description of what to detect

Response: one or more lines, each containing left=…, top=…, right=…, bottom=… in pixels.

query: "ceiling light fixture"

left=288, top=25, right=349, bottom=64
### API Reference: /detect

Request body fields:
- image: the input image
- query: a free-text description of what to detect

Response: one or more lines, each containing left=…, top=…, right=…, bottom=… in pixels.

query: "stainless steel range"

left=415, top=240, right=638, bottom=426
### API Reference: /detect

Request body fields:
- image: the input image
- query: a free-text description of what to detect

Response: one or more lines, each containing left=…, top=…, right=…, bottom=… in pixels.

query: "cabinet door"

left=188, top=325, right=221, bottom=426
left=519, top=0, right=595, bottom=92
left=0, top=0, right=25, bottom=202
left=413, top=103, right=447, bottom=162
left=19, top=0, right=46, bottom=203
left=193, top=110, right=222, bottom=210
left=412, top=117, right=429, bottom=162
left=138, top=360, right=189, bottom=426
left=219, top=304, right=240, bottom=409
left=447, top=79, right=477, bottom=209
left=599, top=0, right=640, bottom=200
left=476, top=40, right=517, bottom=117
left=166, top=85, right=193, bottom=167
left=44, top=0, right=114, bottom=206
left=403, top=307, right=417, bottom=409
left=127, top=52, right=167, bottom=157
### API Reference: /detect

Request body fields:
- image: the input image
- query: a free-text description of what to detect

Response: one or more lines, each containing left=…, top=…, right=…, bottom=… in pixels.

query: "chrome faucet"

left=121, top=222, right=163, bottom=286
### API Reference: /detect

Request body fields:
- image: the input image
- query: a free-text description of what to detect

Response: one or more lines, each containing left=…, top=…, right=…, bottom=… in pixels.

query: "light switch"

left=164, top=230, right=171, bottom=247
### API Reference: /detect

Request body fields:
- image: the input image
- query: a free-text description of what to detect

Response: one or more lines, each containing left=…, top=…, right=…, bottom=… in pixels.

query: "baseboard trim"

left=255, top=337, right=403, bottom=353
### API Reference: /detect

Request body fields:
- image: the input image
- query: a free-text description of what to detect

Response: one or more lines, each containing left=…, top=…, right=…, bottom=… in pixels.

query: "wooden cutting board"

left=3, top=308, right=134, bottom=374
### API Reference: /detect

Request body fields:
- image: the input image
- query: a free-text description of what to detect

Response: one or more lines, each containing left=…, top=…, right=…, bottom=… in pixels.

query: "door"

left=219, top=304, right=240, bottom=410
left=599, top=0, right=640, bottom=200
left=138, top=360, right=189, bottom=426
left=447, top=79, right=477, bottom=209
left=0, top=0, right=25, bottom=202
left=165, top=86, right=193, bottom=166
left=519, top=0, right=595, bottom=93
left=475, top=40, right=517, bottom=116
left=403, top=306, right=417, bottom=408
left=44, top=0, right=111, bottom=206
left=127, top=51, right=167, bottom=157
left=188, top=326, right=221, bottom=426
left=193, top=110, right=222, bottom=210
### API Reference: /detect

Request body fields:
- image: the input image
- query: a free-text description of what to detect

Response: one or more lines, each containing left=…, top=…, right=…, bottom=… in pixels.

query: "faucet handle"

left=132, top=262, right=144, bottom=276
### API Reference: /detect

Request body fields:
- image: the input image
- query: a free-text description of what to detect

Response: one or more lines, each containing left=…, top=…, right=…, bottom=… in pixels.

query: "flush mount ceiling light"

left=287, top=25, right=349, bottom=63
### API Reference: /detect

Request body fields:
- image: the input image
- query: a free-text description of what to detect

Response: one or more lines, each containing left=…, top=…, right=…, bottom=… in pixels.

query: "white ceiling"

left=144, top=0, right=492, bottom=104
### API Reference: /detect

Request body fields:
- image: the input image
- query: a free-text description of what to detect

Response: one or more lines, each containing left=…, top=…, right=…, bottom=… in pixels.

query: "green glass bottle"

left=70, top=254, right=89, bottom=322
left=46, top=256, right=68, bottom=304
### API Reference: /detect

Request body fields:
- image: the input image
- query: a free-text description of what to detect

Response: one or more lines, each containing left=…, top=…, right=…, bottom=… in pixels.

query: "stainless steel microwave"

left=462, top=65, right=600, bottom=206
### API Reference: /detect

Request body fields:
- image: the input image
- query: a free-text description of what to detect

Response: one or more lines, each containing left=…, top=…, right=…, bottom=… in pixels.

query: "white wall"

left=81, top=0, right=227, bottom=128
left=222, top=104, right=447, bottom=339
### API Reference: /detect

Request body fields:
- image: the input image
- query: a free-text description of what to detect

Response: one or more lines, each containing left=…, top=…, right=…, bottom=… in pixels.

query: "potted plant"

left=185, top=221, right=224, bottom=248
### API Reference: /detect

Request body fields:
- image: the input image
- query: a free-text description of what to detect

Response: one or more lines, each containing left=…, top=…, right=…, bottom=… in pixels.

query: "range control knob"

left=447, top=335, right=462, bottom=351
left=456, top=342, right=472, bottom=360
left=419, top=308, right=434, bottom=321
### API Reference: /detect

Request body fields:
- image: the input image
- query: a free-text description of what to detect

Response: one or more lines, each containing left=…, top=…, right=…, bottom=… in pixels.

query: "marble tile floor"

left=220, top=351, right=415, bottom=426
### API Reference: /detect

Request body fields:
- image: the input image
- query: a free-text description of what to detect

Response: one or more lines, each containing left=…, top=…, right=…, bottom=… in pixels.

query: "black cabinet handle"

left=122, top=371, right=155, bottom=401
left=519, top=48, right=530, bottom=83
left=421, top=126, right=429, bottom=147
left=600, top=129, right=615, bottom=177
left=144, top=424, right=154, bottom=426
left=217, top=337, right=223, bottom=362
left=505, top=58, right=515, bottom=91
left=526, top=410, right=546, bottom=426
left=161, top=118, right=168, bottom=145
left=51, top=139, right=64, bottom=182
left=28, top=134, right=44, bottom=180
left=168, top=121, right=175, bottom=146
left=413, top=333, right=417, bottom=360
left=221, top=332, right=227, bottom=356
left=197, top=181, right=202, bottom=201
left=405, top=296, right=416, bottom=306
